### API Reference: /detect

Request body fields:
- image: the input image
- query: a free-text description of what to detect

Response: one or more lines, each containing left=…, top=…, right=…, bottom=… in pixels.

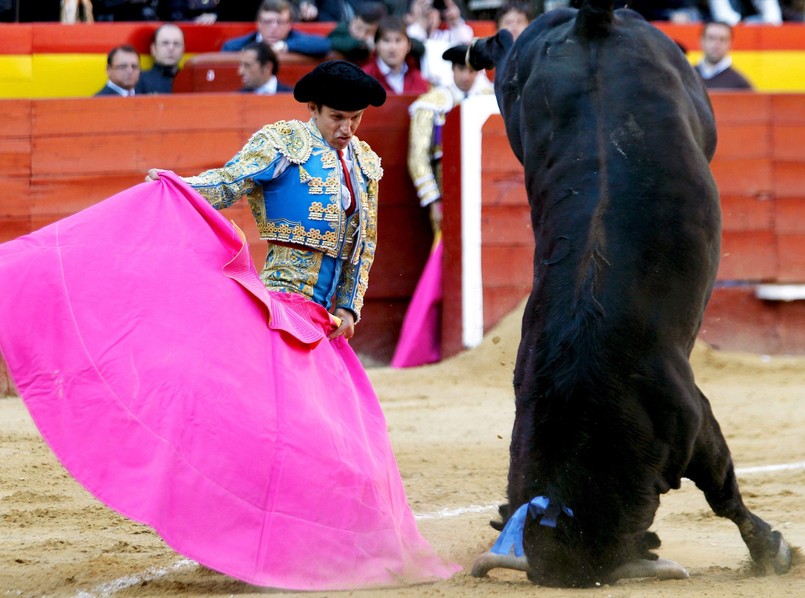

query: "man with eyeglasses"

left=221, top=0, right=331, bottom=58
left=136, top=24, right=185, bottom=95
left=95, top=45, right=141, bottom=97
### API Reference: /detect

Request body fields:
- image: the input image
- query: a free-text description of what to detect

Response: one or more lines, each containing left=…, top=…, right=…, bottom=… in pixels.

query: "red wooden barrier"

left=173, top=51, right=340, bottom=93
left=2, top=89, right=805, bottom=395
left=440, top=93, right=805, bottom=359
left=0, top=93, right=432, bottom=395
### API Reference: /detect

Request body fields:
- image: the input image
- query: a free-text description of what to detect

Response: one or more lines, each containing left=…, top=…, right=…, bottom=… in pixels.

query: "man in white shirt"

left=95, top=45, right=141, bottom=97
left=708, top=0, right=782, bottom=24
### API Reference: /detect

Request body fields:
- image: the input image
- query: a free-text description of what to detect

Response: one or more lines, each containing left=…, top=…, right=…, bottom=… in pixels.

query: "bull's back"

left=512, top=9, right=720, bottom=351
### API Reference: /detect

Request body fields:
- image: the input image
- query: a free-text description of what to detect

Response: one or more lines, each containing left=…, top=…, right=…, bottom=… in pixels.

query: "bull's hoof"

left=471, top=551, right=529, bottom=578
left=769, top=532, right=792, bottom=575
left=611, top=558, right=689, bottom=581
left=751, top=531, right=793, bottom=575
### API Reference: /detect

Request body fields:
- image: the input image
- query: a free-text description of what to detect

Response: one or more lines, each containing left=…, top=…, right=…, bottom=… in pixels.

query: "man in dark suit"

left=136, top=24, right=185, bottom=95
left=238, top=41, right=293, bottom=94
left=95, top=45, right=141, bottom=96
left=221, top=0, right=331, bottom=58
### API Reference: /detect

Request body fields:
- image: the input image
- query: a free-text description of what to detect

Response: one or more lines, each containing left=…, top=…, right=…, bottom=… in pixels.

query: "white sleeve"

left=708, top=0, right=741, bottom=24
left=753, top=0, right=782, bottom=23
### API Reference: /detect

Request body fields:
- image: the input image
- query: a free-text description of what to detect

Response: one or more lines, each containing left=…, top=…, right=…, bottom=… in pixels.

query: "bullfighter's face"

left=308, top=104, right=364, bottom=151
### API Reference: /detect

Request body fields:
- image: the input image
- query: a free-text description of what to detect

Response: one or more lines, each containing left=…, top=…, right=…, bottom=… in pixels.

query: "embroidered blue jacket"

left=183, top=119, right=383, bottom=320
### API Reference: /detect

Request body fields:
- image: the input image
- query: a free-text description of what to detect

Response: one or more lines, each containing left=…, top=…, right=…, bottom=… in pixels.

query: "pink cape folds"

left=0, top=172, right=458, bottom=590
left=391, top=238, right=443, bottom=368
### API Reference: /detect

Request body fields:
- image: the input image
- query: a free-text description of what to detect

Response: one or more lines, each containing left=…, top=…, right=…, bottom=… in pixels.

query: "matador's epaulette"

left=262, top=120, right=313, bottom=165
left=407, top=86, right=455, bottom=119
left=353, top=139, right=383, bottom=182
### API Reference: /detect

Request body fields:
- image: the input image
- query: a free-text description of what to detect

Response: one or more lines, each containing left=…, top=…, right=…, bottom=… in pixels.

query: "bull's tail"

left=575, top=0, right=614, bottom=40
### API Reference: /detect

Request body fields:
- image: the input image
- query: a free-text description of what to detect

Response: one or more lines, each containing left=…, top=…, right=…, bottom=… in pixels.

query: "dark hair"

left=374, top=15, right=408, bottom=44
left=107, top=44, right=139, bottom=66
left=702, top=20, right=734, bottom=39
left=259, top=0, right=292, bottom=18
left=242, top=41, right=280, bottom=76
left=494, top=0, right=534, bottom=26
left=357, top=1, right=387, bottom=24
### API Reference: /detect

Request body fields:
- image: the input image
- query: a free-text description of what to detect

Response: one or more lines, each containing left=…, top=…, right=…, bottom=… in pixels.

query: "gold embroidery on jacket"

left=309, top=202, right=325, bottom=221
left=324, top=202, right=340, bottom=223
left=321, top=149, right=338, bottom=170
left=260, top=245, right=320, bottom=298
left=324, top=172, right=340, bottom=196
left=308, top=177, right=326, bottom=194
left=265, top=121, right=312, bottom=164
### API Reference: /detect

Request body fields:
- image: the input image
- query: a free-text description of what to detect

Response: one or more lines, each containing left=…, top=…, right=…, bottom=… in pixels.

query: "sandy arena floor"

left=1, top=302, right=803, bottom=597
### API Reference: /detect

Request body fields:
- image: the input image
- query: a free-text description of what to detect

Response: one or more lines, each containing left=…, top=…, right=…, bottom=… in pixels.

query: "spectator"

left=708, top=0, right=783, bottom=24
left=393, top=43, right=493, bottom=368
left=781, top=0, right=804, bottom=20
left=4, top=1, right=59, bottom=20
left=221, top=0, right=331, bottom=58
left=407, top=43, right=492, bottom=221
left=238, top=41, right=293, bottom=93
left=382, top=0, right=413, bottom=17
left=494, top=0, right=533, bottom=40
left=61, top=0, right=95, bottom=23
left=159, top=0, right=220, bottom=23
left=529, top=0, right=571, bottom=16
left=406, top=0, right=474, bottom=86
left=95, top=45, right=141, bottom=96
left=217, top=1, right=262, bottom=20
left=362, top=16, right=430, bottom=94
left=136, top=24, right=185, bottom=94
left=627, top=0, right=704, bottom=22
left=297, top=0, right=353, bottom=21
left=94, top=0, right=158, bottom=21
left=327, top=1, right=386, bottom=64
left=0, top=0, right=13, bottom=22
left=694, top=21, right=753, bottom=89
left=406, top=0, right=473, bottom=44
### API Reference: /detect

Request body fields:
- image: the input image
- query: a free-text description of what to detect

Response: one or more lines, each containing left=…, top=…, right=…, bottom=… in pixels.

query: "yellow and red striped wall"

left=1, top=22, right=805, bottom=98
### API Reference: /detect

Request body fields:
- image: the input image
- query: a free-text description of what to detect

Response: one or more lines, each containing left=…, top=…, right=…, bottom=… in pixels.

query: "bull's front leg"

left=685, top=387, right=792, bottom=575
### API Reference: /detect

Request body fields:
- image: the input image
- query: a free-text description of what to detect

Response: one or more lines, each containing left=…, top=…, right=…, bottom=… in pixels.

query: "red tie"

left=338, top=149, right=356, bottom=216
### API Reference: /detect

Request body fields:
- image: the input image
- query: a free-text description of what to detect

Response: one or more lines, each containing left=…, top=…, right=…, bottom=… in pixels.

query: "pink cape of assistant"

left=391, top=237, right=443, bottom=368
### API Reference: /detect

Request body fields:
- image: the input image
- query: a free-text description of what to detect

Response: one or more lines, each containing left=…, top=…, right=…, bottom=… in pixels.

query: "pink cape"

left=0, top=172, right=459, bottom=590
left=391, top=238, right=443, bottom=368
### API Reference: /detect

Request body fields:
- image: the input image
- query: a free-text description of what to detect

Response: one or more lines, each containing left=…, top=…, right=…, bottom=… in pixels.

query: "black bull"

left=467, top=1, right=792, bottom=587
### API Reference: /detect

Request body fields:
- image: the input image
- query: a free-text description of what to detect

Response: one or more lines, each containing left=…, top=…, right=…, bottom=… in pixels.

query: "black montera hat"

left=442, top=44, right=470, bottom=66
left=294, top=60, right=386, bottom=111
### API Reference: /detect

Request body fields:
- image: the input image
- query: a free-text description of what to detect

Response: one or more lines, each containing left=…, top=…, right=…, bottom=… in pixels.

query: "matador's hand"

left=329, top=307, right=356, bottom=341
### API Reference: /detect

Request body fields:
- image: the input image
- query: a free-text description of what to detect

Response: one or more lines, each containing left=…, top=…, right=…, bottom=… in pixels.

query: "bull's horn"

left=471, top=551, right=529, bottom=577
left=611, top=558, right=689, bottom=581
